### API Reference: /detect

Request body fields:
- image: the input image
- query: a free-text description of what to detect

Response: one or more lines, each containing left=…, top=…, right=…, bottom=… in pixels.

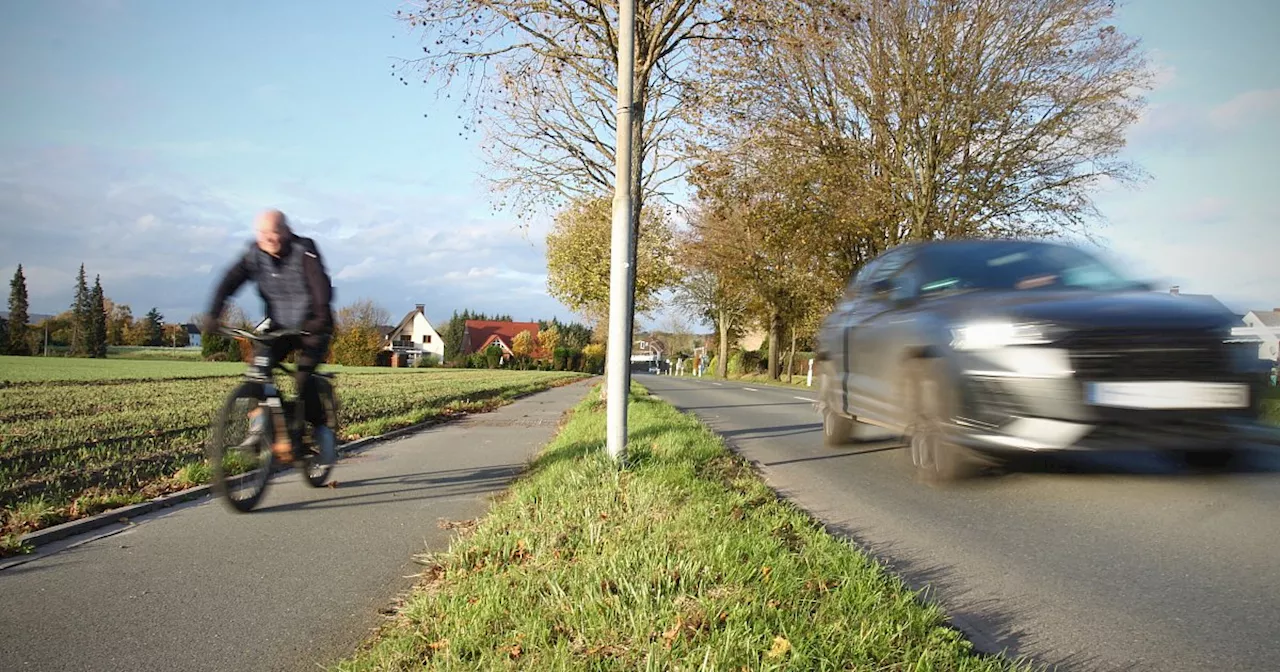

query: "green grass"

left=334, top=385, right=1025, bottom=671
left=0, top=355, right=439, bottom=383
left=1, top=359, right=588, bottom=546
left=1263, top=386, right=1280, bottom=425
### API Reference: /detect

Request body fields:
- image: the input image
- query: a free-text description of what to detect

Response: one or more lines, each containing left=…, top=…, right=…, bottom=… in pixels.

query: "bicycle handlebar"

left=218, top=326, right=311, bottom=341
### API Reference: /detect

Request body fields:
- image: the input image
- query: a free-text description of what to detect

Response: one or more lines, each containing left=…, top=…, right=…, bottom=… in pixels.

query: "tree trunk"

left=786, top=327, right=797, bottom=384
left=717, top=309, right=730, bottom=378
left=767, top=307, right=781, bottom=380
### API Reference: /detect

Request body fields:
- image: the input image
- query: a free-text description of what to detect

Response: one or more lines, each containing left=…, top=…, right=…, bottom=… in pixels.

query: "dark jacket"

left=208, top=235, right=334, bottom=334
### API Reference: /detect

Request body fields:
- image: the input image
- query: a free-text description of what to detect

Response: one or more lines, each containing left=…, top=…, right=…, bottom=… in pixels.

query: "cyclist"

left=201, top=209, right=335, bottom=463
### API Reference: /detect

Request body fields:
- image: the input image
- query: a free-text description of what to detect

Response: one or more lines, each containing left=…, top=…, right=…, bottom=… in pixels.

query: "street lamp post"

left=604, top=0, right=637, bottom=464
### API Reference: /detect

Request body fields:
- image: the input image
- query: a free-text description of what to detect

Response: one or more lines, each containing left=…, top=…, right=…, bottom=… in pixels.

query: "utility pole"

left=605, top=0, right=637, bottom=464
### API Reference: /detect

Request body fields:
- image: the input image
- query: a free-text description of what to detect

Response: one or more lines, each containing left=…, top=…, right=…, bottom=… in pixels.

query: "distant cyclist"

left=202, top=209, right=335, bottom=462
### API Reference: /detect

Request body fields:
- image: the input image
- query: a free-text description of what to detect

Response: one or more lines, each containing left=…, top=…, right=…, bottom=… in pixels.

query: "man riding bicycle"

left=202, top=209, right=335, bottom=463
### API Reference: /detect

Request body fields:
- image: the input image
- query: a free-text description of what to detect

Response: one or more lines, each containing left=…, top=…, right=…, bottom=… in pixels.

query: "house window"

left=400, top=335, right=411, bottom=343
left=423, top=334, right=432, bottom=343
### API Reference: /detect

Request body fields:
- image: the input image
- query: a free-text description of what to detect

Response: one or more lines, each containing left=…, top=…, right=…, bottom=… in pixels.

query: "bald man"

left=204, top=209, right=335, bottom=461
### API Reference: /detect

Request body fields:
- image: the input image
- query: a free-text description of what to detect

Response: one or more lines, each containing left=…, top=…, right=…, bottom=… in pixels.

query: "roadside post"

left=604, top=0, right=637, bottom=464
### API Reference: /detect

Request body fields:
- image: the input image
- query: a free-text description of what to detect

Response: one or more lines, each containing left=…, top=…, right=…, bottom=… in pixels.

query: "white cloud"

left=335, top=256, right=379, bottom=280
left=1207, top=88, right=1280, bottom=131
left=0, top=144, right=575, bottom=324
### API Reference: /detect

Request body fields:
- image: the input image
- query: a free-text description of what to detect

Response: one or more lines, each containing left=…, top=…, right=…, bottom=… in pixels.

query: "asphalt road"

left=641, top=374, right=1280, bottom=672
left=0, top=380, right=592, bottom=672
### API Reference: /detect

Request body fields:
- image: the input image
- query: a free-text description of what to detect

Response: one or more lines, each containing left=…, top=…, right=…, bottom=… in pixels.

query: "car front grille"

left=1061, top=330, right=1229, bottom=381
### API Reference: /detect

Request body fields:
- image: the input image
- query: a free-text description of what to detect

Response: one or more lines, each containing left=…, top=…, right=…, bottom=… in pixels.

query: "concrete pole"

left=605, top=0, right=637, bottom=464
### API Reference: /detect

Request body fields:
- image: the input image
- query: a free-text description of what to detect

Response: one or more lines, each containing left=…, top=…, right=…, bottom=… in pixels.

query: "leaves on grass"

left=765, top=635, right=791, bottom=659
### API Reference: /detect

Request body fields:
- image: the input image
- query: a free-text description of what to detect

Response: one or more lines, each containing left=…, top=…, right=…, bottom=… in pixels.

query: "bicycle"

left=206, top=326, right=340, bottom=512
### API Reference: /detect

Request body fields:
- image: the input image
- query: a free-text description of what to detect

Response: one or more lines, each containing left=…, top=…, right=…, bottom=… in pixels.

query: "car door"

left=852, top=260, right=925, bottom=425
left=843, top=249, right=911, bottom=418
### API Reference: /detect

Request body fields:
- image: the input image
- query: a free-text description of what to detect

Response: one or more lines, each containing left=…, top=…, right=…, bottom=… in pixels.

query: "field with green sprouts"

left=0, top=357, right=587, bottom=551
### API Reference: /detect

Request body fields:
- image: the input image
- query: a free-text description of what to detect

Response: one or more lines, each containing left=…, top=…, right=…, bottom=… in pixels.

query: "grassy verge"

left=1264, top=386, right=1280, bottom=426
left=1, top=368, right=588, bottom=552
left=335, top=385, right=1023, bottom=671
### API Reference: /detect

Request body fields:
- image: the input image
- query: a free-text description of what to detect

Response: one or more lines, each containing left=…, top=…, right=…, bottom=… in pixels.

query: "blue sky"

left=0, top=0, right=1276, bottom=330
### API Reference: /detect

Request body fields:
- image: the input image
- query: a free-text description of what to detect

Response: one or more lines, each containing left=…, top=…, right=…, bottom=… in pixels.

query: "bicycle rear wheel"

left=208, top=382, right=276, bottom=512
left=301, top=376, right=339, bottom=487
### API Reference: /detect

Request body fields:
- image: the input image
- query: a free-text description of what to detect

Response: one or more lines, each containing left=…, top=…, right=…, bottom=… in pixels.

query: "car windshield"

left=916, top=242, right=1138, bottom=294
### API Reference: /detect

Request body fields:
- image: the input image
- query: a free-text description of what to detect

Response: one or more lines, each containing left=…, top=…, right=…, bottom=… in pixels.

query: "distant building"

left=462, top=320, right=540, bottom=363
left=1242, top=309, right=1280, bottom=362
left=382, top=304, right=446, bottom=365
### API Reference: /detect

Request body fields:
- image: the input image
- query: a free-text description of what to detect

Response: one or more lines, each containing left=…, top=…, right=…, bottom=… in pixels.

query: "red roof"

left=463, top=320, right=540, bottom=355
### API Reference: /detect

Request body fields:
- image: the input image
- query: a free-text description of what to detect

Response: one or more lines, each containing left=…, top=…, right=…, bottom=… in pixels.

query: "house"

left=383, top=304, right=447, bottom=365
left=1167, top=286, right=1233, bottom=313
left=184, top=324, right=202, bottom=348
left=1242, top=309, right=1280, bottom=362
left=739, top=325, right=767, bottom=352
left=462, top=320, right=540, bottom=362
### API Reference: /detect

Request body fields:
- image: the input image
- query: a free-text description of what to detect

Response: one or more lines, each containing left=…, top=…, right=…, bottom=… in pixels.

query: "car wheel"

left=904, top=359, right=977, bottom=483
left=819, top=363, right=854, bottom=446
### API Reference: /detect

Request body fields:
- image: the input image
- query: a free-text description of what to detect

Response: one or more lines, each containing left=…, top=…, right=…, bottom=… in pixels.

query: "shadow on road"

left=255, top=464, right=526, bottom=514
left=814, top=515, right=1125, bottom=672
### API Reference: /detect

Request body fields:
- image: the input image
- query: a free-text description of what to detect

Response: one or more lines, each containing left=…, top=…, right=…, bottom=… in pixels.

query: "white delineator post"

left=605, top=0, right=637, bottom=465
left=807, top=358, right=814, bottom=387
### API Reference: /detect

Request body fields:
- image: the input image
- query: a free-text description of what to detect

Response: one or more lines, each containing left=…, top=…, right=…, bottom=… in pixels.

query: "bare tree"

left=393, top=0, right=735, bottom=224
left=335, top=299, right=392, bottom=331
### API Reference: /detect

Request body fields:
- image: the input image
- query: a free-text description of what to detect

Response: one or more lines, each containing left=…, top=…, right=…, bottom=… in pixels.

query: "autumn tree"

left=512, top=329, right=535, bottom=368
left=108, top=302, right=132, bottom=346
left=331, top=298, right=392, bottom=367
left=546, top=195, right=679, bottom=329
left=697, top=0, right=1153, bottom=244
left=7, top=265, right=30, bottom=356
left=673, top=227, right=749, bottom=377
left=536, top=324, right=560, bottom=362
left=687, top=145, right=834, bottom=380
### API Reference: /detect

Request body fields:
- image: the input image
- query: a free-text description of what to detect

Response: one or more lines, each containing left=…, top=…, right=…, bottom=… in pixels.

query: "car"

left=814, top=238, right=1272, bottom=482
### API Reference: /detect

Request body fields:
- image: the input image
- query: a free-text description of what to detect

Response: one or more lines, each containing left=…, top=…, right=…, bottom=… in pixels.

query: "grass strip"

left=335, top=384, right=1027, bottom=671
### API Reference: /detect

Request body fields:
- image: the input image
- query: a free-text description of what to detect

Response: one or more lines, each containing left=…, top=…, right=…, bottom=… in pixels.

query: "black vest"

left=246, top=239, right=313, bottom=329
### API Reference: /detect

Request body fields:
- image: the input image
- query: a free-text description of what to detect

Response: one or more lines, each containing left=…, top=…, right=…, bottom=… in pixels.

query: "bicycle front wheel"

left=208, top=382, right=276, bottom=512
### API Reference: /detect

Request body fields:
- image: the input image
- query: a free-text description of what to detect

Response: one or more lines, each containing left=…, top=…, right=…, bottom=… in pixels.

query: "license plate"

left=1085, top=382, right=1249, bottom=409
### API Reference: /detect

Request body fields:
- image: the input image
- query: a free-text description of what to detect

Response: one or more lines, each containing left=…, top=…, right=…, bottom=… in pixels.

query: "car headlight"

left=950, top=321, right=1055, bottom=351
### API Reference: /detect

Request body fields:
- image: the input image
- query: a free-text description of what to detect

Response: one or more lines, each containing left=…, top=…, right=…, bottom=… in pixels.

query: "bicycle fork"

left=245, top=390, right=295, bottom=465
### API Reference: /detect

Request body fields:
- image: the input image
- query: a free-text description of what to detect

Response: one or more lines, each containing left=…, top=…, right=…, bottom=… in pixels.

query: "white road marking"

left=794, top=396, right=813, bottom=402
left=711, top=382, right=723, bottom=386
left=743, top=387, right=759, bottom=392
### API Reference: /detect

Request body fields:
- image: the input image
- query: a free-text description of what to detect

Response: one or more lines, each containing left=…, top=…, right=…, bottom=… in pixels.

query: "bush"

left=726, top=350, right=745, bottom=376
left=581, top=343, right=606, bottom=374
left=201, top=332, right=241, bottom=362
left=331, top=325, right=382, bottom=367
left=484, top=347, right=502, bottom=369
left=414, top=353, right=438, bottom=368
